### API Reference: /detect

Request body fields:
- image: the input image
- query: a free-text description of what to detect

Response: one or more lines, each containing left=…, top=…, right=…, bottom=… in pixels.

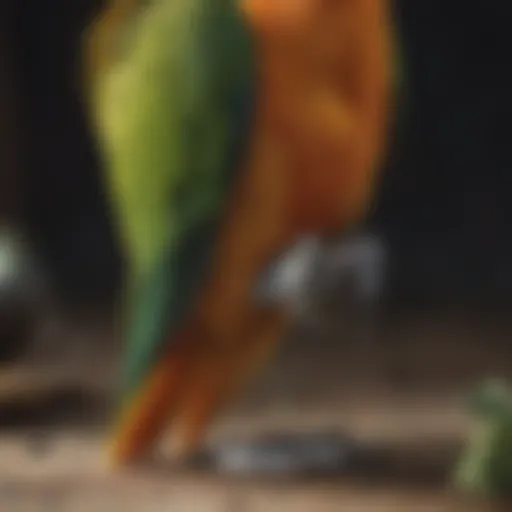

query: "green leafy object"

left=453, top=379, right=512, bottom=498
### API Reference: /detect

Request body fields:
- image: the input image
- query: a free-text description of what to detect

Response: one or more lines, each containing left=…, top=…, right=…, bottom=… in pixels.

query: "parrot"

left=454, top=379, right=512, bottom=498
left=84, top=0, right=396, bottom=467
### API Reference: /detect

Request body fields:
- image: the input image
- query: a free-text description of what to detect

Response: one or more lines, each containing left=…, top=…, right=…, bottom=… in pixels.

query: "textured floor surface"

left=1, top=312, right=512, bottom=510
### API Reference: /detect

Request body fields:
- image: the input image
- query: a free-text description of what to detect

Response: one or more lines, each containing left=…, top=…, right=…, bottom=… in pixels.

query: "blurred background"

left=0, top=0, right=512, bottom=509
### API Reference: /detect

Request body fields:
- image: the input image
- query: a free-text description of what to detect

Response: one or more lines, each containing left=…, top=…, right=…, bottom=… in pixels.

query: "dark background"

left=374, top=1, right=512, bottom=308
left=1, top=0, right=511, bottom=310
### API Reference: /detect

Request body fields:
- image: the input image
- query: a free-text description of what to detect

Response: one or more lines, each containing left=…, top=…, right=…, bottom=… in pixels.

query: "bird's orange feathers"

left=92, top=0, right=394, bottom=464
left=242, top=0, right=393, bottom=232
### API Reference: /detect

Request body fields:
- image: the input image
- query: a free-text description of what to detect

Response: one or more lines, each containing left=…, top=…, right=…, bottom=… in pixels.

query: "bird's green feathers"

left=94, top=0, right=255, bottom=400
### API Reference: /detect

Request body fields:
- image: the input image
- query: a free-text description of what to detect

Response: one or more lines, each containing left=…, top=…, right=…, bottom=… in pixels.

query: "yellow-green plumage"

left=91, top=0, right=255, bottom=401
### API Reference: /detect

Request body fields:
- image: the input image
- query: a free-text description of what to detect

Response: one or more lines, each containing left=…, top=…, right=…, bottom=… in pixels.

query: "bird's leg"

left=253, top=235, right=323, bottom=314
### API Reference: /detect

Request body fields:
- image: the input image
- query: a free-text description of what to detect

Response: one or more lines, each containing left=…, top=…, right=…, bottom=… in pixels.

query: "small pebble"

left=209, top=431, right=360, bottom=476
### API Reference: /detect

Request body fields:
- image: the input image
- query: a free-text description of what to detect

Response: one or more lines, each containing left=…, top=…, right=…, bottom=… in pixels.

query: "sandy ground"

left=0, top=395, right=475, bottom=511
left=1, top=312, right=512, bottom=510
